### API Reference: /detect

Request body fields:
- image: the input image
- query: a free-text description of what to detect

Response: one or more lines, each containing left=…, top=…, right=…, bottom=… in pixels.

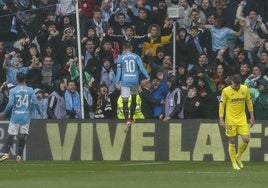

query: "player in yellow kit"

left=219, top=74, right=254, bottom=170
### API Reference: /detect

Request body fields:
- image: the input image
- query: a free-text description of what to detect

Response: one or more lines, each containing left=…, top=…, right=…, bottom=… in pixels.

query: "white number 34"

left=16, top=94, right=29, bottom=108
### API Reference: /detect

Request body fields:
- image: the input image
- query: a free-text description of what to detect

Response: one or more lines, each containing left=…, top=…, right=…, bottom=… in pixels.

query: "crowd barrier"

left=0, top=119, right=267, bottom=161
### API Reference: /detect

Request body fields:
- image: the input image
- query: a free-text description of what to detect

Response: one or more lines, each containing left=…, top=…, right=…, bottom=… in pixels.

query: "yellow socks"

left=237, top=142, right=248, bottom=159
left=228, top=142, right=248, bottom=170
left=236, top=142, right=248, bottom=168
left=229, top=143, right=240, bottom=170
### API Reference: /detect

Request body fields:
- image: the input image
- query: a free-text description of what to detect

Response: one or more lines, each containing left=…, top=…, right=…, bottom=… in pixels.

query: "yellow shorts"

left=225, top=124, right=250, bottom=137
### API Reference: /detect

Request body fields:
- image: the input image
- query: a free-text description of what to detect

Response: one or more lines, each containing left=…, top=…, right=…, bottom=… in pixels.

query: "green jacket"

left=254, top=79, right=268, bottom=120
left=244, top=78, right=260, bottom=101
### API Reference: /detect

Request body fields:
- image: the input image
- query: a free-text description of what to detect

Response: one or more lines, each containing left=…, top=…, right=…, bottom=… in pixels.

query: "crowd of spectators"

left=1, top=0, right=268, bottom=120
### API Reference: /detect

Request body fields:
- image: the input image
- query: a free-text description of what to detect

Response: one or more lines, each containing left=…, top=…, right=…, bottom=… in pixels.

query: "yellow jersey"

left=219, top=84, right=253, bottom=125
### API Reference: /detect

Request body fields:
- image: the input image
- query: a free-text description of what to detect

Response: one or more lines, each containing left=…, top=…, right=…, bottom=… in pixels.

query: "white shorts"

left=8, top=122, right=29, bottom=135
left=121, top=86, right=139, bottom=98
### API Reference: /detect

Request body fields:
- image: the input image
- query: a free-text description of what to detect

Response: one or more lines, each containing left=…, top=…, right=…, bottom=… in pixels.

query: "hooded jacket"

left=254, top=79, right=268, bottom=120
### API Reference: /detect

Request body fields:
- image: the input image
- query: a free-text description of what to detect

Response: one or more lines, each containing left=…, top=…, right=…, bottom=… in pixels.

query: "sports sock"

left=4, top=135, right=14, bottom=154
left=18, top=136, right=26, bottom=157
left=129, top=94, right=136, bottom=120
left=237, top=141, right=248, bottom=158
left=123, top=100, right=129, bottom=121
left=228, top=143, right=237, bottom=164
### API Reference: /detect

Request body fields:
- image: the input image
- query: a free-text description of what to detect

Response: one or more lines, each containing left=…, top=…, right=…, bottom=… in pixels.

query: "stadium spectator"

left=79, top=0, right=100, bottom=18
left=256, top=51, right=268, bottom=75
left=95, top=39, right=115, bottom=66
left=234, top=50, right=250, bottom=71
left=238, top=62, right=251, bottom=83
left=254, top=78, right=268, bottom=120
left=176, top=64, right=188, bottom=87
left=183, top=86, right=202, bottom=119
left=61, top=24, right=77, bottom=48
left=112, top=0, right=135, bottom=23
left=131, top=0, right=152, bottom=16
left=21, top=43, right=40, bottom=67
left=60, top=44, right=77, bottom=79
left=236, top=2, right=268, bottom=65
left=0, top=41, right=6, bottom=85
left=57, top=16, right=73, bottom=36
left=100, top=0, right=113, bottom=26
left=41, top=56, right=61, bottom=93
left=47, top=78, right=67, bottom=119
left=191, top=2, right=207, bottom=22
left=94, top=83, right=113, bottom=119
left=31, top=88, right=48, bottom=119
left=181, top=74, right=196, bottom=95
left=175, top=28, right=188, bottom=64
left=83, top=74, right=95, bottom=119
left=85, top=9, right=108, bottom=38
left=211, top=64, right=228, bottom=86
left=189, top=53, right=213, bottom=78
left=176, top=0, right=192, bottom=29
left=143, top=22, right=172, bottom=57
left=56, top=0, right=76, bottom=19
left=104, top=26, right=150, bottom=56
left=108, top=12, right=132, bottom=35
left=195, top=17, right=243, bottom=63
left=42, top=44, right=60, bottom=65
left=97, top=57, right=118, bottom=118
left=200, top=0, right=217, bottom=18
left=37, top=21, right=61, bottom=56
left=104, top=25, right=120, bottom=61
left=185, top=26, right=205, bottom=66
left=143, top=46, right=165, bottom=78
left=244, top=65, right=263, bottom=101
left=196, top=75, right=218, bottom=119
left=150, top=0, right=168, bottom=28
left=2, top=55, right=33, bottom=86
left=159, top=75, right=184, bottom=121
left=185, top=8, right=206, bottom=32
left=151, top=72, right=169, bottom=118
left=26, top=56, right=43, bottom=89
left=140, top=79, right=164, bottom=119
left=64, top=80, right=81, bottom=119
left=142, top=23, right=172, bottom=73
left=127, top=7, right=152, bottom=36
left=82, top=27, right=101, bottom=47
left=0, top=1, right=14, bottom=41
left=149, top=54, right=174, bottom=79
left=82, top=38, right=97, bottom=67
left=0, top=82, right=14, bottom=115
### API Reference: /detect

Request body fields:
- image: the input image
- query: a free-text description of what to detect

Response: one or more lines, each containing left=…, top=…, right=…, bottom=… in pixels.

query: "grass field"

left=0, top=161, right=267, bottom=188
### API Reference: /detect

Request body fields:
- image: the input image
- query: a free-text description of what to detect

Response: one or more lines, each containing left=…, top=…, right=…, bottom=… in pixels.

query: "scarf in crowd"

left=100, top=67, right=116, bottom=92
left=83, top=86, right=93, bottom=106
left=93, top=18, right=104, bottom=33
left=64, top=90, right=81, bottom=118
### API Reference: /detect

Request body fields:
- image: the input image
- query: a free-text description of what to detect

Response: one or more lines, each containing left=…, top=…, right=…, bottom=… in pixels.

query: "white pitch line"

left=119, top=162, right=166, bottom=166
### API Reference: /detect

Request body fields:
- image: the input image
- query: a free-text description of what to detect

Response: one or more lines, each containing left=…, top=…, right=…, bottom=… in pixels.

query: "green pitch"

left=0, top=161, right=267, bottom=188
